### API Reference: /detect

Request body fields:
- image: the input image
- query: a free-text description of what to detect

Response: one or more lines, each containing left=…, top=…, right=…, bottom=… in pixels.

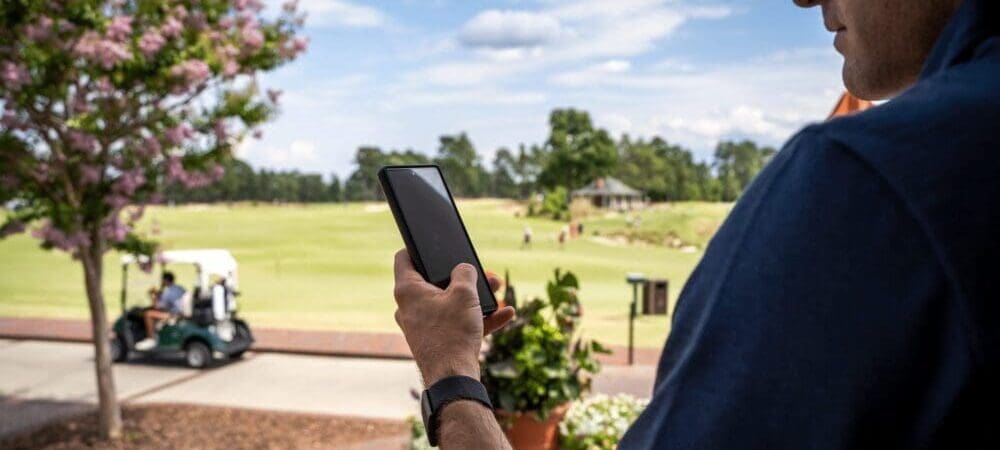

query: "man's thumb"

left=450, top=263, right=478, bottom=287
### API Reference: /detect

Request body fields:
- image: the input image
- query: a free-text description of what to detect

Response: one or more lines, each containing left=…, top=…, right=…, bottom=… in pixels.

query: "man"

left=392, top=0, right=999, bottom=448
left=135, top=272, right=186, bottom=350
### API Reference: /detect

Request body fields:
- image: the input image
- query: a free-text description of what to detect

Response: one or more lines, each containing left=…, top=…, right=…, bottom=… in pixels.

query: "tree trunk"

left=80, top=240, right=123, bottom=439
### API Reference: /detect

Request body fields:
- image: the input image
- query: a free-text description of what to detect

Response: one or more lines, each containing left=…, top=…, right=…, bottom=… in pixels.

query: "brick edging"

left=0, top=317, right=662, bottom=366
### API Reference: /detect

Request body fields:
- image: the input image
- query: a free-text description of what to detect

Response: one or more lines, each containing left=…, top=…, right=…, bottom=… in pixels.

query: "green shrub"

left=559, top=394, right=649, bottom=450
left=541, top=186, right=569, bottom=219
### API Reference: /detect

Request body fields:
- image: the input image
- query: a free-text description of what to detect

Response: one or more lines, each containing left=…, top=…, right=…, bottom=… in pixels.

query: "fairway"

left=0, top=200, right=732, bottom=348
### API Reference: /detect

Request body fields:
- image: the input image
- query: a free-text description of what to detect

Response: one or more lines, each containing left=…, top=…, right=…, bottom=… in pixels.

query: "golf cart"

left=109, top=249, right=254, bottom=368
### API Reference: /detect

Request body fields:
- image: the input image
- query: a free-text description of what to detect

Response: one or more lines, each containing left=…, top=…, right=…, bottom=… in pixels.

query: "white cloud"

left=570, top=47, right=844, bottom=153
left=458, top=10, right=564, bottom=49
left=653, top=106, right=794, bottom=144
left=259, top=139, right=318, bottom=166
left=551, top=59, right=632, bottom=86
left=397, top=88, right=547, bottom=106
left=295, top=0, right=386, bottom=28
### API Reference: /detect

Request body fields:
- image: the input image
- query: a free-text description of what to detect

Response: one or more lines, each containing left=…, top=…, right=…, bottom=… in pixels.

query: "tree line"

left=164, top=109, right=776, bottom=204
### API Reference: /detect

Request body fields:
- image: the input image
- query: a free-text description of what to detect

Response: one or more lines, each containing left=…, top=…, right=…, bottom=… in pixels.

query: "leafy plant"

left=481, top=269, right=610, bottom=419
left=406, top=416, right=433, bottom=450
left=559, top=394, right=649, bottom=450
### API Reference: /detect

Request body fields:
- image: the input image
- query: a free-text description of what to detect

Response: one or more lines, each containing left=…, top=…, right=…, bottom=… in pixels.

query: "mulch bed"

left=1, top=404, right=408, bottom=450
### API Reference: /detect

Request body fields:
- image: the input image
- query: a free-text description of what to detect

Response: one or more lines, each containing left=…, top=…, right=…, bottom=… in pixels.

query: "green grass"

left=0, top=200, right=732, bottom=348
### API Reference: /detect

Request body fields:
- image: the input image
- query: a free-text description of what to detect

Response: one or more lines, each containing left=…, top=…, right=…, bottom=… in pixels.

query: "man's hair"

left=162, top=272, right=175, bottom=283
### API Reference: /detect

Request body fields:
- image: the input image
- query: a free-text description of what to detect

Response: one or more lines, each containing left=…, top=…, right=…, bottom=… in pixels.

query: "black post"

left=629, top=282, right=637, bottom=365
left=119, top=263, right=128, bottom=314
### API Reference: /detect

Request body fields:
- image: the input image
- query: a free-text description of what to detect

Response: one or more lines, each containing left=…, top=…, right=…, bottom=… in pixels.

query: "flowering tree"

left=0, top=0, right=306, bottom=439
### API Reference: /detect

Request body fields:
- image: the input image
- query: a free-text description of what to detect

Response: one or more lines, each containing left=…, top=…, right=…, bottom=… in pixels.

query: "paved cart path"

left=0, top=340, right=655, bottom=440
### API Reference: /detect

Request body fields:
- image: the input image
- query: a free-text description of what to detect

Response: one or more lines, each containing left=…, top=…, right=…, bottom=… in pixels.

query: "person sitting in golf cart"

left=135, top=272, right=185, bottom=350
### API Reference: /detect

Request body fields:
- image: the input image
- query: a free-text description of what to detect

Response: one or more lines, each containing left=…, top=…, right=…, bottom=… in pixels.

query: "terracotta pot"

left=495, top=403, right=570, bottom=450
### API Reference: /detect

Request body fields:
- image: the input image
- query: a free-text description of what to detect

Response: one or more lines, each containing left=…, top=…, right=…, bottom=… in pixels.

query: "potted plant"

left=482, top=269, right=609, bottom=450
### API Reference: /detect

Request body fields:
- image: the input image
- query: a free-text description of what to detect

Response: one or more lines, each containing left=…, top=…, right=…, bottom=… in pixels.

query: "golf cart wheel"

left=110, top=336, right=128, bottom=363
left=185, top=341, right=212, bottom=369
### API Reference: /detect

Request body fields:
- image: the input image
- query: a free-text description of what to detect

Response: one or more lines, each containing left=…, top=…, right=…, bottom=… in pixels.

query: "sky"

left=245, top=0, right=846, bottom=179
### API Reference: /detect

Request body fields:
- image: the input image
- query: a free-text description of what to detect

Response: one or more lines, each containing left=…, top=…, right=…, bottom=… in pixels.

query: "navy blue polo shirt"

left=620, top=1, right=1000, bottom=448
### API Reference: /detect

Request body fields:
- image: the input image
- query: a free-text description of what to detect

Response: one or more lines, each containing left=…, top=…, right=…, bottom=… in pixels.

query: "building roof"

left=572, top=177, right=643, bottom=197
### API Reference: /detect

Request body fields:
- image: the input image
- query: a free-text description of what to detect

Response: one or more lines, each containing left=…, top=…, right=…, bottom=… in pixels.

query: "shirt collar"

left=920, top=0, right=1000, bottom=79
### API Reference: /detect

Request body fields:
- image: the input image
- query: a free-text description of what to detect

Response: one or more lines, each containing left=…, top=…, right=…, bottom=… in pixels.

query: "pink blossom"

left=100, top=217, right=129, bottom=243
left=188, top=12, right=208, bottom=31
left=241, top=25, right=264, bottom=50
left=128, top=205, right=146, bottom=223
left=183, top=170, right=213, bottom=188
left=222, top=60, right=240, bottom=77
left=161, top=17, right=183, bottom=38
left=66, top=130, right=98, bottom=154
left=1, top=109, right=22, bottom=129
left=219, top=43, right=239, bottom=58
left=112, top=168, right=146, bottom=196
left=282, top=0, right=299, bottom=13
left=174, top=5, right=189, bottom=20
left=281, top=38, right=309, bottom=58
left=1, top=62, right=29, bottom=89
left=214, top=120, right=228, bottom=141
left=169, top=59, right=210, bottom=90
left=107, top=15, right=133, bottom=41
left=266, top=89, right=282, bottom=103
left=74, top=31, right=131, bottom=69
left=32, top=221, right=90, bottom=252
left=210, top=164, right=225, bottom=180
left=164, top=124, right=193, bottom=145
left=57, top=19, right=75, bottom=33
left=97, top=77, right=113, bottom=92
left=33, top=163, right=50, bottom=183
left=25, top=16, right=53, bottom=41
left=139, top=29, right=166, bottom=58
left=139, top=137, right=161, bottom=157
left=71, top=93, right=91, bottom=114
left=0, top=220, right=26, bottom=238
left=107, top=193, right=130, bottom=210
left=79, top=164, right=101, bottom=186
left=165, top=156, right=185, bottom=179
left=219, top=16, right=235, bottom=29
left=234, top=0, right=250, bottom=10
left=252, top=129, right=263, bottom=139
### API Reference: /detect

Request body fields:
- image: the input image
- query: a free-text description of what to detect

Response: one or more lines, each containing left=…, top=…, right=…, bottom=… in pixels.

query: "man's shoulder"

left=813, top=62, right=1000, bottom=179
left=793, top=69, right=1000, bottom=310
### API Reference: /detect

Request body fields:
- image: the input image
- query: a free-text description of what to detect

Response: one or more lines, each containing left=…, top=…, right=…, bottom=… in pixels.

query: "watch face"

left=421, top=390, right=432, bottom=425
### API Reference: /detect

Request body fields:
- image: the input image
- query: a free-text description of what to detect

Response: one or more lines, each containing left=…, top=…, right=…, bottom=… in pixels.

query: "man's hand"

left=393, top=249, right=516, bottom=386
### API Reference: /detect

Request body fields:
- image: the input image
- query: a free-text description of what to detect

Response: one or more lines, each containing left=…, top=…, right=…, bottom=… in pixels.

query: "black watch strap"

left=421, top=375, right=493, bottom=447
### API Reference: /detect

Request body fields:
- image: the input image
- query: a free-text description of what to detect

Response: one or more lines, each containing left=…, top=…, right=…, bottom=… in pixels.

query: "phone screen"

left=382, top=167, right=498, bottom=314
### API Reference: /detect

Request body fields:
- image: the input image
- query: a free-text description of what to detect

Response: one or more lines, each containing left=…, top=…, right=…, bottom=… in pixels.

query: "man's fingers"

left=485, top=271, right=503, bottom=293
left=393, top=249, right=420, bottom=283
left=483, top=306, right=516, bottom=336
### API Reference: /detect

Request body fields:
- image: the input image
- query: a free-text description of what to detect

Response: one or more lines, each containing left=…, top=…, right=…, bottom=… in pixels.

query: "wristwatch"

left=421, top=375, right=493, bottom=447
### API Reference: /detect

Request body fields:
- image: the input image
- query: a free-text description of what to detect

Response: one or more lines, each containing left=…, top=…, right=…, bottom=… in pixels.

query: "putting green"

left=0, top=200, right=732, bottom=348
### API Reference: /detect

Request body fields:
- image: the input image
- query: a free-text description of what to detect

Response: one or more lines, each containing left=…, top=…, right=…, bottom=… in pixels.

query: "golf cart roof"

left=121, top=249, right=238, bottom=286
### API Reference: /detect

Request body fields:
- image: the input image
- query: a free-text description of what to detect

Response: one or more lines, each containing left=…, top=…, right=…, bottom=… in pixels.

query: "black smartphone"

left=378, top=165, right=499, bottom=316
